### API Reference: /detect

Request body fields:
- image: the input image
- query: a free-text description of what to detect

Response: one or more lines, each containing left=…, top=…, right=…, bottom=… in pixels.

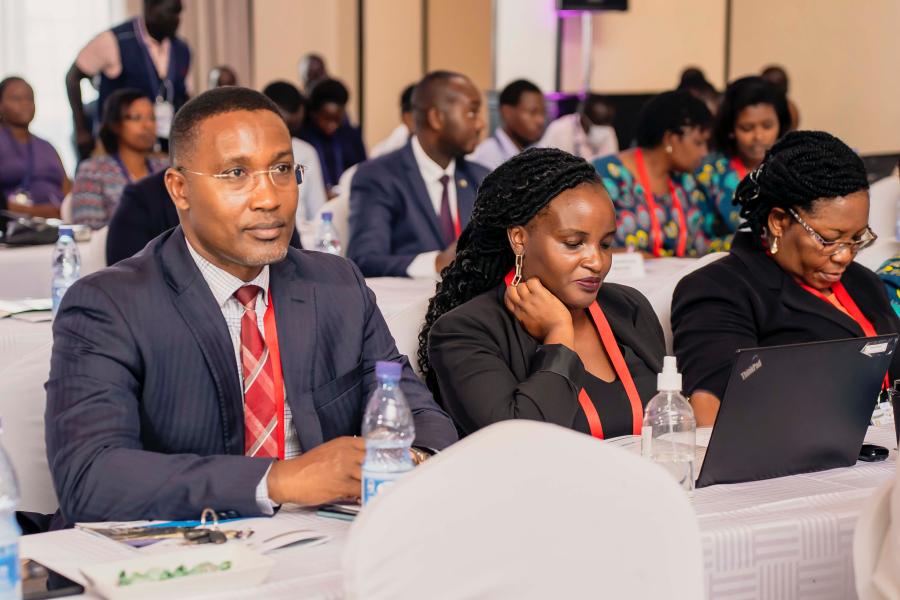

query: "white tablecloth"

left=0, top=241, right=96, bottom=299
left=20, top=426, right=898, bottom=600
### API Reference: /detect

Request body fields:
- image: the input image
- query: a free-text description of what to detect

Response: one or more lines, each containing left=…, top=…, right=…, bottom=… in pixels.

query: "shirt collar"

left=411, top=135, right=456, bottom=183
left=494, top=127, right=521, bottom=158
left=185, top=238, right=270, bottom=309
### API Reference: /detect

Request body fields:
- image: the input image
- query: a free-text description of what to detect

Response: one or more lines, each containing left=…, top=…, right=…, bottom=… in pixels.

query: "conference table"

left=18, top=426, right=898, bottom=600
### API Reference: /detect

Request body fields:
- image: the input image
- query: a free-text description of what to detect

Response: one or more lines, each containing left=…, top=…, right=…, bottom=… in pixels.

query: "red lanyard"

left=797, top=280, right=890, bottom=391
left=504, top=273, right=644, bottom=438
left=454, top=211, right=461, bottom=239
left=633, top=148, right=686, bottom=257
left=262, top=294, right=287, bottom=459
left=730, top=157, right=749, bottom=181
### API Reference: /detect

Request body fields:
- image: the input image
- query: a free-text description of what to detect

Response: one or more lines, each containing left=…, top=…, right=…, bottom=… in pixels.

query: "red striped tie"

left=234, top=285, right=278, bottom=458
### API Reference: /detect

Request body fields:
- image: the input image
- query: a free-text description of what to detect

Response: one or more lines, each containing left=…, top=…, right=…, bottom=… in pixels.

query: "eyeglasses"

left=177, top=162, right=305, bottom=195
left=787, top=207, right=877, bottom=257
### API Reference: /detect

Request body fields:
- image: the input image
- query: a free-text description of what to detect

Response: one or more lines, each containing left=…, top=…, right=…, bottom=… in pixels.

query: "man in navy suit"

left=347, top=71, right=489, bottom=278
left=46, top=87, right=457, bottom=524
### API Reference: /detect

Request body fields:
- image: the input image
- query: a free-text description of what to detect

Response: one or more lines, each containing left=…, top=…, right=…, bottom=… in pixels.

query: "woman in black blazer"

left=418, top=148, right=665, bottom=438
left=672, top=131, right=900, bottom=425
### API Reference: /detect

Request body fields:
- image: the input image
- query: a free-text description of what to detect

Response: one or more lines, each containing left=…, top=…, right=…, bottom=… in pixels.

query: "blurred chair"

left=0, top=343, right=58, bottom=514
left=645, top=252, right=726, bottom=352
left=854, top=472, right=900, bottom=600
left=343, top=420, right=705, bottom=600
left=80, top=226, right=108, bottom=274
left=856, top=173, right=900, bottom=271
left=312, top=164, right=356, bottom=257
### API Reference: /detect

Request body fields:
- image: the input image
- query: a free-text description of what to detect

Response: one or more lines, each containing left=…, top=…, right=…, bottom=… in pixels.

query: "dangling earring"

left=511, top=253, right=524, bottom=286
left=665, top=145, right=673, bottom=154
left=770, top=236, right=780, bottom=255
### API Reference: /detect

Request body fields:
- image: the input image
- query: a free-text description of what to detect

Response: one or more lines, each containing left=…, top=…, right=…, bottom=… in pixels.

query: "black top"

left=428, top=283, right=666, bottom=437
left=672, top=230, right=900, bottom=399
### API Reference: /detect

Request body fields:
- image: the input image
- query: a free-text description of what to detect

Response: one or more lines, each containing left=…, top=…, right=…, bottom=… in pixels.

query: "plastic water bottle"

left=0, top=422, right=22, bottom=600
left=642, top=356, right=696, bottom=494
left=314, top=212, right=342, bottom=255
left=51, top=226, right=81, bottom=316
left=361, top=361, right=415, bottom=505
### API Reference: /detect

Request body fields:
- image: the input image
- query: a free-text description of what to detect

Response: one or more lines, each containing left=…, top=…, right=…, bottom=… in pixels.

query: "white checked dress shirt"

left=186, top=240, right=297, bottom=513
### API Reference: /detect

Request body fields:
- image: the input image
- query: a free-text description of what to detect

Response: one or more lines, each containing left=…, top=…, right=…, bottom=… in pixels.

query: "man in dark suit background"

left=347, top=71, right=488, bottom=278
left=46, top=87, right=457, bottom=524
left=106, top=169, right=303, bottom=265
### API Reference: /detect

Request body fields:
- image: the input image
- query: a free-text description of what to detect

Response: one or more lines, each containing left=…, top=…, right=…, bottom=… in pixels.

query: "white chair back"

left=853, top=474, right=900, bottom=600
left=856, top=173, right=900, bottom=271
left=59, top=194, right=72, bottom=224
left=342, top=420, right=705, bottom=600
left=383, top=296, right=428, bottom=375
left=0, top=342, right=58, bottom=514
left=644, top=252, right=726, bottom=352
left=79, top=226, right=108, bottom=275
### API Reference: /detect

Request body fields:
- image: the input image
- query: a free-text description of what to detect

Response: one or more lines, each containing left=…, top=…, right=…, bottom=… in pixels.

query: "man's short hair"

left=400, top=84, right=415, bottom=114
left=169, top=86, right=283, bottom=165
left=498, top=79, right=542, bottom=107
left=307, top=78, right=349, bottom=113
left=262, top=80, right=306, bottom=114
left=410, top=70, right=468, bottom=128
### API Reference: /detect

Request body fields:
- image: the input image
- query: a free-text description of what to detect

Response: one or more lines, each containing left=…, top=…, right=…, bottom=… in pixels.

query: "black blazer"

left=106, top=170, right=303, bottom=265
left=427, top=283, right=665, bottom=436
left=347, top=140, right=489, bottom=277
left=672, top=230, right=900, bottom=399
left=47, top=227, right=457, bottom=523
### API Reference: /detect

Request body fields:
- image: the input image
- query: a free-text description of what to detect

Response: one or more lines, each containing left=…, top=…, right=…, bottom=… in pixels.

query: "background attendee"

left=208, top=65, right=237, bottom=89
left=47, top=86, right=456, bottom=524
left=370, top=84, right=415, bottom=158
left=66, top=0, right=190, bottom=159
left=421, top=148, right=664, bottom=437
left=0, top=76, right=68, bottom=219
left=672, top=131, right=898, bottom=426
left=300, top=78, right=366, bottom=194
left=594, top=91, right=714, bottom=256
left=677, top=67, right=720, bottom=117
left=298, top=53, right=327, bottom=92
left=876, top=164, right=900, bottom=317
left=263, top=81, right=328, bottom=221
left=469, top=79, right=546, bottom=170
left=540, top=94, right=618, bottom=162
left=696, top=76, right=790, bottom=238
left=761, top=65, right=800, bottom=131
left=347, top=71, right=488, bottom=278
left=71, top=89, right=168, bottom=230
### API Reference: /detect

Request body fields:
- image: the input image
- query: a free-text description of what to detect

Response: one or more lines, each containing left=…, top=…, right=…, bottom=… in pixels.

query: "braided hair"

left=733, top=130, right=869, bottom=245
left=417, top=147, right=602, bottom=394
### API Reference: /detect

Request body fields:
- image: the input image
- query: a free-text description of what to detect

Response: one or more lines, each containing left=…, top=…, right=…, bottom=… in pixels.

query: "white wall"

left=494, top=0, right=558, bottom=93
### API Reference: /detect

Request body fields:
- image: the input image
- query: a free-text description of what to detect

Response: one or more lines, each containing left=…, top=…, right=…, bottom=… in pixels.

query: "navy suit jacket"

left=106, top=171, right=303, bottom=265
left=46, top=227, right=457, bottom=523
left=347, top=140, right=489, bottom=277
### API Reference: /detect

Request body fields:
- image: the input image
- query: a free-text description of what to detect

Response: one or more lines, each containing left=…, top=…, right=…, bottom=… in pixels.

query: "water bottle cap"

left=376, top=361, right=402, bottom=380
left=657, top=355, right=682, bottom=392
left=321, top=212, right=333, bottom=222
left=58, top=226, right=74, bottom=238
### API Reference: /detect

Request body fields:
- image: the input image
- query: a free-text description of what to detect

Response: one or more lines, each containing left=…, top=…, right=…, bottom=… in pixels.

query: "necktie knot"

left=234, top=285, right=262, bottom=311
left=439, top=174, right=450, bottom=188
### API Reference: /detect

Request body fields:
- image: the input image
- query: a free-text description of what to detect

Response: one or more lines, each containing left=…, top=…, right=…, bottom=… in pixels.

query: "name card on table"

left=608, top=252, right=646, bottom=280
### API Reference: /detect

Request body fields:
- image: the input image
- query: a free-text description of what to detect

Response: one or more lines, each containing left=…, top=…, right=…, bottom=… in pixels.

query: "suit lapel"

left=270, top=257, right=325, bottom=450
left=456, top=161, right=477, bottom=230
left=399, top=142, right=445, bottom=247
left=159, top=228, right=245, bottom=455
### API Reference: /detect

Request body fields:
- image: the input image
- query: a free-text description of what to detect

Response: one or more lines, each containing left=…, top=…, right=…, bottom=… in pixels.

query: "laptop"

left=695, top=334, right=898, bottom=488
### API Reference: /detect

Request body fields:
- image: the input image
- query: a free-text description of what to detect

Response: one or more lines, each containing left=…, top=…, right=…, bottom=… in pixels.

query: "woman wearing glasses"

left=72, top=88, right=168, bottom=229
left=671, top=131, right=897, bottom=426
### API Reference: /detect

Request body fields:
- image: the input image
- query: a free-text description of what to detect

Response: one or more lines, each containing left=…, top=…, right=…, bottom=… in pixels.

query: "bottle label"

left=362, top=469, right=408, bottom=505
left=0, top=541, right=20, bottom=593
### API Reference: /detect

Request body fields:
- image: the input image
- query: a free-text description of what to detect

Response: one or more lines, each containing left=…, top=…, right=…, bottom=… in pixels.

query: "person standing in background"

left=469, top=79, right=546, bottom=171
left=540, top=94, right=618, bottom=163
left=263, top=81, right=328, bottom=221
left=299, top=78, right=366, bottom=196
left=0, top=77, right=69, bottom=220
left=298, top=53, right=328, bottom=93
left=66, top=0, right=191, bottom=160
left=761, top=65, right=800, bottom=131
left=370, top=84, right=416, bottom=158
left=71, top=89, right=168, bottom=230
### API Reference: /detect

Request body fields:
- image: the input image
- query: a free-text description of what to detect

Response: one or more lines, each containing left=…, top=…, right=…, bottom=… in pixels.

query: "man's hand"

left=435, top=241, right=458, bottom=273
left=266, top=436, right=365, bottom=506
